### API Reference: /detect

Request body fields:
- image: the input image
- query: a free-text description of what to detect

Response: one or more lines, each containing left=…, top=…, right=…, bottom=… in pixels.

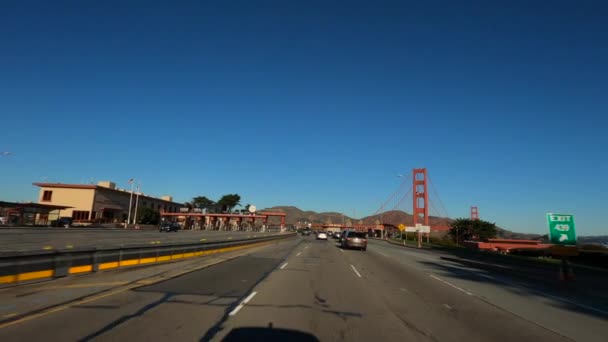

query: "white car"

left=316, top=232, right=328, bottom=240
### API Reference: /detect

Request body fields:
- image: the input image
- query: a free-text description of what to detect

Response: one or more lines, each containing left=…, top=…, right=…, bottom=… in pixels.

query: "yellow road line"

left=0, top=275, right=17, bottom=284
left=119, top=259, right=139, bottom=267
left=171, top=253, right=184, bottom=260
left=68, top=265, right=93, bottom=274
left=99, top=261, right=119, bottom=270
left=139, top=257, right=157, bottom=264
left=18, top=270, right=54, bottom=282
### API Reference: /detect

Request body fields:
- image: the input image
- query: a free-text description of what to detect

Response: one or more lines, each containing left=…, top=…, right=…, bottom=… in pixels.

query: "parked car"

left=341, top=231, right=367, bottom=251
left=317, top=232, right=328, bottom=240
left=50, top=217, right=73, bottom=228
left=160, top=222, right=180, bottom=232
left=0, top=217, right=7, bottom=225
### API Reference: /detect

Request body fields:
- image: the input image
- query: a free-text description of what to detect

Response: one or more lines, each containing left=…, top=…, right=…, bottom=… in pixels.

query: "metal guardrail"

left=0, top=233, right=295, bottom=287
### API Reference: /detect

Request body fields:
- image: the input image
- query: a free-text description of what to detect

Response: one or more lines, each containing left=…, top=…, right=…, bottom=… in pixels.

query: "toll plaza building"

left=33, top=181, right=185, bottom=224
left=0, top=201, right=72, bottom=226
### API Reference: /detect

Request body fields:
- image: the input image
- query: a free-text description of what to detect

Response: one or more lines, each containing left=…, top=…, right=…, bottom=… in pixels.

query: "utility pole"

left=126, top=178, right=134, bottom=228
left=133, top=183, right=141, bottom=225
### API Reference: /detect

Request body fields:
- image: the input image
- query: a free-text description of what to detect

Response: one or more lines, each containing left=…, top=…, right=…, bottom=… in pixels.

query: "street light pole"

left=133, top=183, right=141, bottom=225
left=126, top=179, right=134, bottom=228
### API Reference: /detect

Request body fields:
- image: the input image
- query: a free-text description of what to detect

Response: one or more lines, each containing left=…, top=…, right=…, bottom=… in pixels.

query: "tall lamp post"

left=133, top=182, right=141, bottom=226
left=126, top=178, right=135, bottom=228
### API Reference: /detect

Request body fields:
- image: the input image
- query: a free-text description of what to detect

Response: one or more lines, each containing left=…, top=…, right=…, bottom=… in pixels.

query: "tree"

left=137, top=207, right=160, bottom=225
left=192, top=196, right=215, bottom=210
left=449, top=218, right=497, bottom=244
left=217, top=194, right=241, bottom=213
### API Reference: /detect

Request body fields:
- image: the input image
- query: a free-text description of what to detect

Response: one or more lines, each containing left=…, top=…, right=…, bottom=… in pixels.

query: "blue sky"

left=1, top=1, right=607, bottom=235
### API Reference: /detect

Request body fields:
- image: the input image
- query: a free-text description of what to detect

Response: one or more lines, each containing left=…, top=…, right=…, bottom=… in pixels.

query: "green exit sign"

left=546, top=213, right=576, bottom=245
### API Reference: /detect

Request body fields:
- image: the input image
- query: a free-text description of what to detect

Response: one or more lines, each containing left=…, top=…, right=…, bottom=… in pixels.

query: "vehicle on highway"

left=333, top=231, right=342, bottom=240
left=339, top=230, right=352, bottom=243
left=301, top=229, right=312, bottom=236
left=50, top=217, right=73, bottom=228
left=316, top=232, right=328, bottom=240
left=159, top=222, right=180, bottom=232
left=341, top=231, right=367, bottom=251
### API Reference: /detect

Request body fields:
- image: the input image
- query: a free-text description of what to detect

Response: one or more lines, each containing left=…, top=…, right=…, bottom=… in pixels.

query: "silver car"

left=341, top=231, right=367, bottom=251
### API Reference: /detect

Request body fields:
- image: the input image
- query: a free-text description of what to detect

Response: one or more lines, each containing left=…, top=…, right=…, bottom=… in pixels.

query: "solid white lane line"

left=430, top=274, right=473, bottom=295
left=351, top=265, right=362, bottom=278
left=376, top=251, right=388, bottom=257
left=443, top=304, right=453, bottom=310
left=229, top=291, right=258, bottom=316
left=280, top=263, right=288, bottom=270
left=296, top=252, right=301, bottom=256
left=304, top=246, right=308, bottom=249
left=339, top=249, right=344, bottom=253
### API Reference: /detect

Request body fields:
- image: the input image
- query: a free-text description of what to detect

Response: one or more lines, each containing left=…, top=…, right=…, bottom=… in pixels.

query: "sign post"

left=398, top=224, right=406, bottom=241
left=547, top=213, right=577, bottom=281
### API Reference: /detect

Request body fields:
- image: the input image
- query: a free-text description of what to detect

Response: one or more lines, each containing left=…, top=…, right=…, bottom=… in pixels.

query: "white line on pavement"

left=280, top=263, right=288, bottom=270
left=339, top=249, right=344, bottom=253
left=443, top=304, right=453, bottom=310
left=376, top=251, right=388, bottom=257
left=228, top=291, right=258, bottom=316
left=296, top=252, right=301, bottom=256
left=351, top=264, right=362, bottom=278
left=435, top=260, right=608, bottom=315
left=430, top=274, right=473, bottom=296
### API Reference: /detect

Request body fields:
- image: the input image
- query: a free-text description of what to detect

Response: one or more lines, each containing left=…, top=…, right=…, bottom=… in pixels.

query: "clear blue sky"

left=1, top=1, right=607, bottom=235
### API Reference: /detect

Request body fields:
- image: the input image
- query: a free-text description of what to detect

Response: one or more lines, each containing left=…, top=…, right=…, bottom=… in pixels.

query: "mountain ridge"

left=259, top=205, right=605, bottom=240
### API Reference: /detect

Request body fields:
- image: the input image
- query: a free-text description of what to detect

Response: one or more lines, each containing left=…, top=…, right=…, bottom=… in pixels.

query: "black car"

left=160, top=222, right=180, bottom=232
left=50, top=217, right=73, bottom=228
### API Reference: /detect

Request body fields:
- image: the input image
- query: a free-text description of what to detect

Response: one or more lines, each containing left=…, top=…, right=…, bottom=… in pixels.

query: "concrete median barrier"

left=0, top=233, right=295, bottom=287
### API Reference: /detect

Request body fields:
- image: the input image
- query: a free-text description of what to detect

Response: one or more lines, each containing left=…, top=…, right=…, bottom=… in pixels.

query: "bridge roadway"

left=0, top=236, right=606, bottom=341
left=0, top=228, right=281, bottom=252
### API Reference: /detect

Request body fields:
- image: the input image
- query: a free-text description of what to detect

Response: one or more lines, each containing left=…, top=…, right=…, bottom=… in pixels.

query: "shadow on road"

left=418, top=259, right=608, bottom=320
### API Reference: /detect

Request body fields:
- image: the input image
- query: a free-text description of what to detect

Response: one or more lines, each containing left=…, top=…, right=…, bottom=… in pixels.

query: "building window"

left=157, top=204, right=161, bottom=210
left=143, top=201, right=147, bottom=207
left=72, top=211, right=90, bottom=221
left=42, top=190, right=53, bottom=202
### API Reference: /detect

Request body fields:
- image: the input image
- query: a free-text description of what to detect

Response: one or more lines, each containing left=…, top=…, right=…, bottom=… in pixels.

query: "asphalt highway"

left=0, top=228, right=281, bottom=252
left=0, top=236, right=605, bottom=341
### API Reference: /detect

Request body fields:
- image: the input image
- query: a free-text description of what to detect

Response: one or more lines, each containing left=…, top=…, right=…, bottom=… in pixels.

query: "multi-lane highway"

left=0, top=228, right=280, bottom=252
left=0, top=235, right=606, bottom=341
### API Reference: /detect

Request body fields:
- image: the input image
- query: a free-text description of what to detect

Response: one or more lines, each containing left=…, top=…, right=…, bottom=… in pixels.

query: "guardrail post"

left=54, top=252, right=71, bottom=278
left=92, top=251, right=100, bottom=272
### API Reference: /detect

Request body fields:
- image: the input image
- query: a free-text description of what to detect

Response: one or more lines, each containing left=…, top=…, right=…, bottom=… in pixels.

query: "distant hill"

left=260, top=206, right=356, bottom=226
left=259, top=206, right=571, bottom=240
